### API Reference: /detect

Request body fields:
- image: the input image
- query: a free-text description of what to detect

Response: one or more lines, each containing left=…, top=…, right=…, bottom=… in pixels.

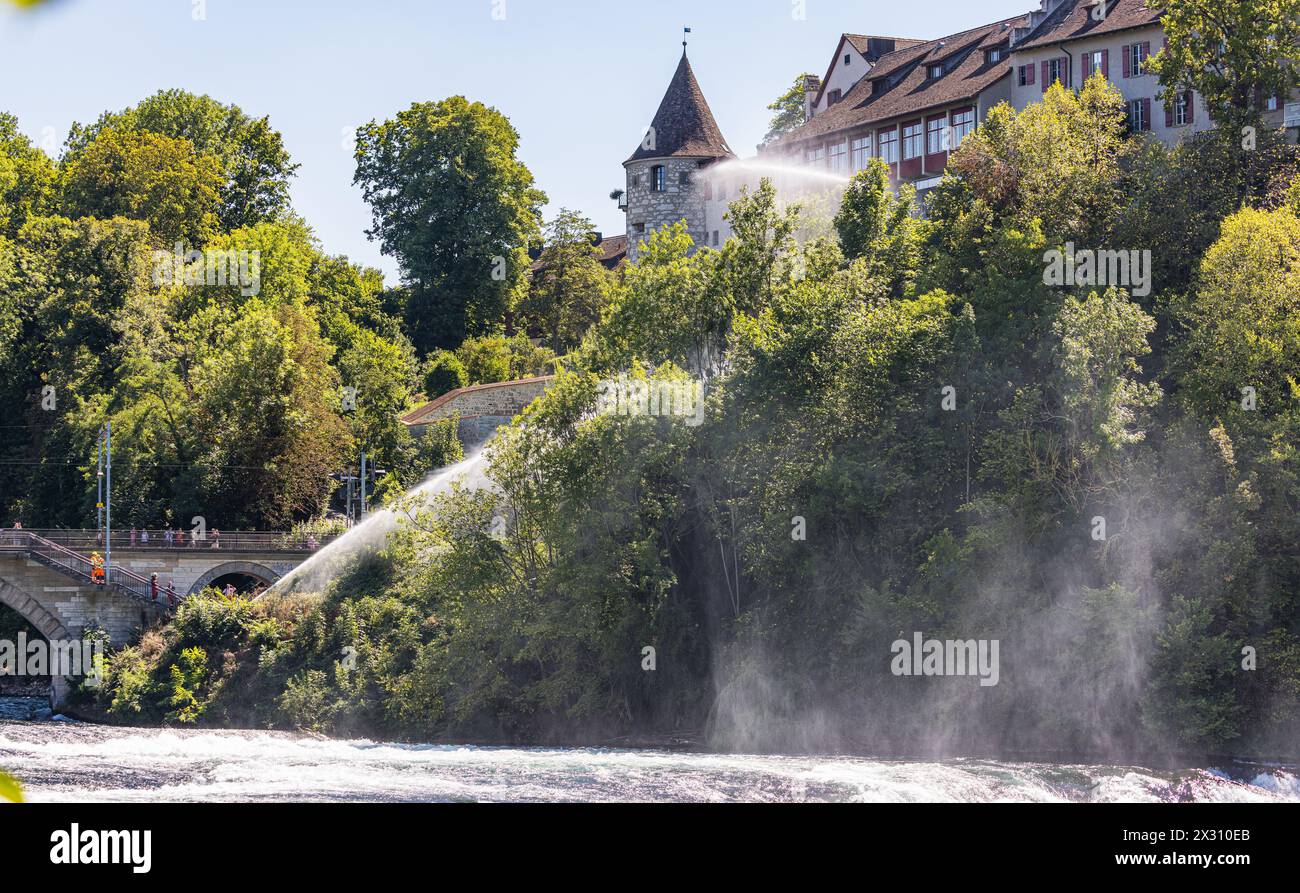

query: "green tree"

left=834, top=158, right=926, bottom=296
left=944, top=76, right=1130, bottom=245
left=60, top=128, right=224, bottom=245
left=1147, top=0, right=1300, bottom=128
left=422, top=349, right=468, bottom=397
left=455, top=333, right=555, bottom=385
left=353, top=97, right=546, bottom=353
left=520, top=209, right=615, bottom=352
left=761, top=73, right=813, bottom=146
left=0, top=112, right=55, bottom=238
left=66, top=90, right=298, bottom=230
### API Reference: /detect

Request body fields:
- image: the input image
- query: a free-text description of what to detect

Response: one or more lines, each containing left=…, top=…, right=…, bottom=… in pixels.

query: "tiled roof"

left=401, top=376, right=556, bottom=426
left=529, top=234, right=627, bottom=274
left=626, top=52, right=735, bottom=163
left=772, top=15, right=1030, bottom=147
left=1013, top=0, right=1161, bottom=51
left=595, top=233, right=628, bottom=267
left=844, top=34, right=927, bottom=57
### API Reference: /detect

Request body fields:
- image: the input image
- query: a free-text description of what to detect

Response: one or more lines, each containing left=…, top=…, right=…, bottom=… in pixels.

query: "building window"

left=844, top=54, right=852, bottom=66
left=1084, top=50, right=1105, bottom=78
left=717, top=181, right=727, bottom=201
left=1018, top=64, right=1034, bottom=87
left=850, top=135, right=872, bottom=171
left=828, top=89, right=843, bottom=106
left=902, top=121, right=924, bottom=160
left=829, top=140, right=848, bottom=174
left=679, top=171, right=691, bottom=188
left=806, top=145, right=826, bottom=167
left=1129, top=43, right=1148, bottom=76
left=1174, top=92, right=1190, bottom=126
left=1128, top=98, right=1148, bottom=132
left=633, top=222, right=646, bottom=234
left=951, top=108, right=976, bottom=146
left=878, top=128, right=898, bottom=164
left=1047, top=57, right=1067, bottom=86
left=702, top=180, right=713, bottom=200
left=926, top=116, right=947, bottom=154
left=1267, top=95, right=1280, bottom=111
left=712, top=230, right=719, bottom=246
left=928, top=63, right=945, bottom=80
left=651, top=165, right=666, bottom=192
left=987, top=48, right=1005, bottom=64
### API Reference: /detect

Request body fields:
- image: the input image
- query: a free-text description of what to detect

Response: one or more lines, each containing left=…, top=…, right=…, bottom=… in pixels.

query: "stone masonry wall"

left=625, top=157, right=709, bottom=261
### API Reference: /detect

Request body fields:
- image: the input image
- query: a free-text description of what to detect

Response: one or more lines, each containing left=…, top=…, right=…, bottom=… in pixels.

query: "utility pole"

left=104, top=421, right=112, bottom=581
left=96, top=434, right=104, bottom=535
left=359, top=449, right=367, bottom=518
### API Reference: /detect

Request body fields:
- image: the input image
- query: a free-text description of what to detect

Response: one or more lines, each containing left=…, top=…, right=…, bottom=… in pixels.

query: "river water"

left=1, top=705, right=1297, bottom=803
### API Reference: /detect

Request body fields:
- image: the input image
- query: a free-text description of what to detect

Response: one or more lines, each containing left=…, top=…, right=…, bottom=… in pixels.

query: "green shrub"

left=422, top=349, right=468, bottom=397
left=278, top=668, right=336, bottom=732
left=167, top=646, right=210, bottom=724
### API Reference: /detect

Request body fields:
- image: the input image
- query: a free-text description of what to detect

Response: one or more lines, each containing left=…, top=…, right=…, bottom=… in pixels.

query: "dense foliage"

left=84, top=76, right=1300, bottom=760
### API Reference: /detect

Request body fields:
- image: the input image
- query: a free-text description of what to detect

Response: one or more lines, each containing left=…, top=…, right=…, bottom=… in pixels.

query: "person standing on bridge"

left=150, top=573, right=158, bottom=603
left=140, top=528, right=149, bottom=545
left=130, top=527, right=137, bottom=547
left=164, top=528, right=174, bottom=546
left=211, top=529, right=221, bottom=549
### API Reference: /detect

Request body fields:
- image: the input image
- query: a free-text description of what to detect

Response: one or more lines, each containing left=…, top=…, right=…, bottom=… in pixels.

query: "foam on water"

left=2, top=722, right=1295, bottom=803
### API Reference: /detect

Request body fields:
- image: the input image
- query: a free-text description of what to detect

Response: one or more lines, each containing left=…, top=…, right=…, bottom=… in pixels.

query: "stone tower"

left=624, top=50, right=734, bottom=262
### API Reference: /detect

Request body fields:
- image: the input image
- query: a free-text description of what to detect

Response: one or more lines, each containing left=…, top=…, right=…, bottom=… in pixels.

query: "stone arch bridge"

left=0, top=530, right=328, bottom=648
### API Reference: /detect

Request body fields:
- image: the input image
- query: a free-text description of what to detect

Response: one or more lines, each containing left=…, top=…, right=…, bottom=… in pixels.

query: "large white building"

left=622, top=0, right=1299, bottom=257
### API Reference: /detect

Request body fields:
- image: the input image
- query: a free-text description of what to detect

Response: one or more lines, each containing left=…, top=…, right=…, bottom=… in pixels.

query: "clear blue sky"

left=0, top=0, right=1029, bottom=283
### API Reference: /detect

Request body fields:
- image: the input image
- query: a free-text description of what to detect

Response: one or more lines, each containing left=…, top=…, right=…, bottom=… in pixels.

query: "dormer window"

left=928, top=63, right=945, bottom=79
left=986, top=47, right=1005, bottom=63
left=828, top=89, right=842, bottom=105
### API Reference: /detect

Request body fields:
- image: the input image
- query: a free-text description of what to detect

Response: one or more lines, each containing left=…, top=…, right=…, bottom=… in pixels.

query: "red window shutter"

left=1186, top=91, right=1195, bottom=124
left=1141, top=42, right=1151, bottom=72
left=1062, top=56, right=1071, bottom=87
left=1141, top=98, right=1152, bottom=131
left=1122, top=45, right=1131, bottom=78
left=1026, top=63, right=1035, bottom=85
left=1164, top=99, right=1174, bottom=128
left=1101, top=49, right=1109, bottom=80
left=1041, top=60, right=1050, bottom=92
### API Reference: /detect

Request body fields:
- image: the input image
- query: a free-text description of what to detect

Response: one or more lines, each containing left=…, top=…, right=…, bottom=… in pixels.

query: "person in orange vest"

left=90, top=551, right=105, bottom=585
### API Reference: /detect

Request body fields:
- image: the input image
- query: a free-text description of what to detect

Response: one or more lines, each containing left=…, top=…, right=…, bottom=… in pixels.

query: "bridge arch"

left=186, top=561, right=282, bottom=597
left=0, top=577, right=72, bottom=642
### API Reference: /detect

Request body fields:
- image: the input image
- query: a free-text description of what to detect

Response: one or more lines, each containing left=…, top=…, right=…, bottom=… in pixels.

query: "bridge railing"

left=9, top=532, right=175, bottom=607
left=3, top=528, right=339, bottom=554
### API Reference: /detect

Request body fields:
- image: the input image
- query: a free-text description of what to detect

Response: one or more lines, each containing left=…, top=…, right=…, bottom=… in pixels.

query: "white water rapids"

left=1, top=716, right=1296, bottom=803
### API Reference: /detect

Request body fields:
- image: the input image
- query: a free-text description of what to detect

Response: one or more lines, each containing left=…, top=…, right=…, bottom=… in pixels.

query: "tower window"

left=651, top=165, right=666, bottom=192
left=679, top=171, right=691, bottom=187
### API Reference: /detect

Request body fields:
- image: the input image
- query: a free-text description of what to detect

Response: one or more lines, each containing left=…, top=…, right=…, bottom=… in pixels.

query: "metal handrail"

left=4, top=528, right=339, bottom=553
left=13, top=532, right=165, bottom=607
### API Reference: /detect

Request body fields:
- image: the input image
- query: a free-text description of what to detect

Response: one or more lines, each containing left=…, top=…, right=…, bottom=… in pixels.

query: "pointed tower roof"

left=626, top=51, right=735, bottom=165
